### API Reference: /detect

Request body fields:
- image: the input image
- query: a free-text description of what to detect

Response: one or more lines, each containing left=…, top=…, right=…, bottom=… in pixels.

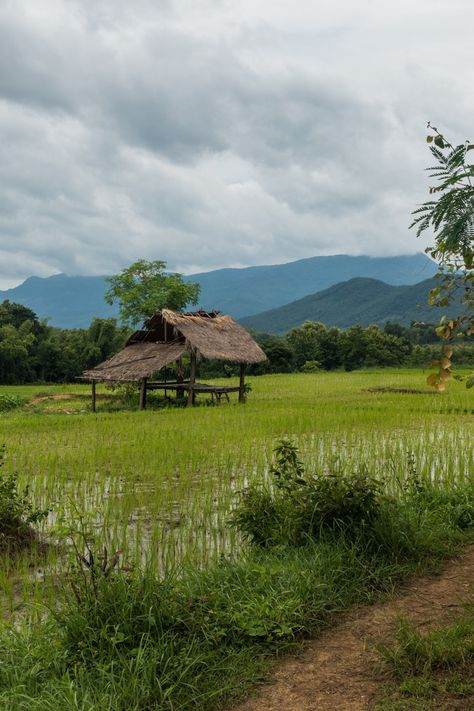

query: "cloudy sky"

left=1, top=0, right=473, bottom=288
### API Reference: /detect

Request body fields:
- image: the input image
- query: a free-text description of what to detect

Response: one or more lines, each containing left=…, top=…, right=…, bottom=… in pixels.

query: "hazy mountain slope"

left=0, top=253, right=437, bottom=328
left=0, top=274, right=118, bottom=328
left=186, top=253, right=437, bottom=317
left=239, top=277, right=447, bottom=333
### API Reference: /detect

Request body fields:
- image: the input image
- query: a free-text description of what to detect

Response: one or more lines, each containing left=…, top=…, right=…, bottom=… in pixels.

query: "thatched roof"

left=83, top=342, right=186, bottom=382
left=157, top=309, right=266, bottom=363
left=82, top=308, right=266, bottom=382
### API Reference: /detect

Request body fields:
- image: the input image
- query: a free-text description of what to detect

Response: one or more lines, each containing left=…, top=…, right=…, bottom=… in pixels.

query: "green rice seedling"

left=0, top=369, right=473, bottom=608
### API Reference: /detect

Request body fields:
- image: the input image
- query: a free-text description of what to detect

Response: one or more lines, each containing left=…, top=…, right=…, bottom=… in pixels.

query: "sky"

left=1, top=0, right=473, bottom=288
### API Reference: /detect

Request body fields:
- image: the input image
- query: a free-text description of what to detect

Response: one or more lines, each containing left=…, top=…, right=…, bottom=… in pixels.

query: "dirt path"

left=231, top=547, right=474, bottom=711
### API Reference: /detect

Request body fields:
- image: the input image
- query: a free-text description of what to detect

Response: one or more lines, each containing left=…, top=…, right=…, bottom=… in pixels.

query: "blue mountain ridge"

left=239, top=276, right=449, bottom=333
left=0, top=253, right=438, bottom=328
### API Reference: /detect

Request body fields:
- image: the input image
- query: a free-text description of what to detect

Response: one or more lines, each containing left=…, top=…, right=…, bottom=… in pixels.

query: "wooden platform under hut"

left=82, top=308, right=267, bottom=410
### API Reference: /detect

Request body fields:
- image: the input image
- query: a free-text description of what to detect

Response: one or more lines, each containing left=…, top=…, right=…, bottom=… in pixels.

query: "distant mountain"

left=239, top=277, right=449, bottom=333
left=0, top=253, right=438, bottom=328
left=186, top=253, right=437, bottom=318
left=0, top=274, right=118, bottom=328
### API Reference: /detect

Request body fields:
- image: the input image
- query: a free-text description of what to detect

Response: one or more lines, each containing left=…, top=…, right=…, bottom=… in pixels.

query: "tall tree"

left=105, top=260, right=201, bottom=327
left=411, top=124, right=474, bottom=389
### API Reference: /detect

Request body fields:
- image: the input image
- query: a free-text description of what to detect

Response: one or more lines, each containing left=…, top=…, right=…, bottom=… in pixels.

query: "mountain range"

left=240, top=277, right=447, bottom=333
left=0, top=253, right=437, bottom=329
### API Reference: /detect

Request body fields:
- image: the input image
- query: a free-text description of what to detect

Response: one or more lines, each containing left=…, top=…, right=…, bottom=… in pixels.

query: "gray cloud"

left=1, top=0, right=473, bottom=287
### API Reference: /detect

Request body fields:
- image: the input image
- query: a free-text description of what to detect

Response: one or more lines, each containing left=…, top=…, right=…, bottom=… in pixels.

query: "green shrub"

left=0, top=394, right=24, bottom=412
left=0, top=446, right=49, bottom=550
left=230, top=439, right=383, bottom=548
left=230, top=442, right=474, bottom=557
left=301, top=360, right=321, bottom=373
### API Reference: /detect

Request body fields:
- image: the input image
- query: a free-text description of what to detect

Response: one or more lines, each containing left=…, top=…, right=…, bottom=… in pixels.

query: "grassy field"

left=0, top=369, right=473, bottom=606
left=1, top=369, right=474, bottom=709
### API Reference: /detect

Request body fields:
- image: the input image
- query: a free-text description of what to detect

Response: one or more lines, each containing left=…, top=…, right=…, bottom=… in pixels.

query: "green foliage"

left=376, top=605, right=474, bottom=709
left=411, top=124, right=474, bottom=389
left=301, top=360, right=321, bottom=373
left=287, top=321, right=326, bottom=369
left=0, top=303, right=129, bottom=385
left=0, top=446, right=49, bottom=548
left=1, top=290, right=472, bottom=386
left=231, top=441, right=474, bottom=557
left=412, top=126, right=474, bottom=263
left=105, top=259, right=200, bottom=327
left=0, top=321, right=36, bottom=384
left=231, top=439, right=384, bottom=548
left=2, top=480, right=474, bottom=710
left=341, top=325, right=411, bottom=371
left=407, top=480, right=474, bottom=531
left=0, top=394, right=24, bottom=412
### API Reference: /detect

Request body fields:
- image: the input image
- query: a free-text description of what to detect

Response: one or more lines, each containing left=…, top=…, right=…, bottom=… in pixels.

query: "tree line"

left=1, top=299, right=473, bottom=385
left=214, top=321, right=474, bottom=378
left=0, top=301, right=128, bottom=384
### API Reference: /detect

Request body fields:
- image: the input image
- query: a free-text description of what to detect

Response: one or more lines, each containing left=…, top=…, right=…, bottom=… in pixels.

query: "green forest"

left=1, top=298, right=473, bottom=385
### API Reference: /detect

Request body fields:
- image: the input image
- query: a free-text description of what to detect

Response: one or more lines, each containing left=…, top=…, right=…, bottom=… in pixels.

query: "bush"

left=0, top=446, right=49, bottom=550
left=0, top=394, right=24, bottom=412
left=301, top=360, right=321, bottom=373
left=230, top=441, right=474, bottom=556
left=230, top=439, right=383, bottom=548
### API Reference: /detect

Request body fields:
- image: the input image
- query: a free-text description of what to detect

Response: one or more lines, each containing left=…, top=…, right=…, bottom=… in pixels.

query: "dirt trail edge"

left=230, top=546, right=474, bottom=711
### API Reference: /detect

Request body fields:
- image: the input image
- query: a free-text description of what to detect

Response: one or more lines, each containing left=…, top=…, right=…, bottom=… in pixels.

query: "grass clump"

left=230, top=438, right=383, bottom=548
left=375, top=606, right=474, bottom=710
left=0, top=446, right=49, bottom=551
left=0, top=394, right=23, bottom=413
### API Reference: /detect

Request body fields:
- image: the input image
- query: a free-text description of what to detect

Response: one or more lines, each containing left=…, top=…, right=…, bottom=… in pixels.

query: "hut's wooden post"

left=91, top=381, right=96, bottom=412
left=187, top=351, right=196, bottom=407
left=139, top=378, right=147, bottom=410
left=176, top=357, right=184, bottom=399
left=239, top=363, right=246, bottom=403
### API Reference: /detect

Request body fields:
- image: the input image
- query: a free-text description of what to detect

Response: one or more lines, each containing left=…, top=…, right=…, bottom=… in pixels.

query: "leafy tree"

left=287, top=321, right=326, bottom=369
left=0, top=321, right=36, bottom=383
left=0, top=300, right=44, bottom=336
left=314, top=327, right=343, bottom=370
left=411, top=124, right=474, bottom=389
left=341, top=325, right=410, bottom=371
left=87, top=319, right=129, bottom=363
left=105, top=260, right=201, bottom=327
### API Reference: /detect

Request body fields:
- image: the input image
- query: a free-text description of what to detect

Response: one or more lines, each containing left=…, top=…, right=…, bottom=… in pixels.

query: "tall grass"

left=1, top=459, right=474, bottom=710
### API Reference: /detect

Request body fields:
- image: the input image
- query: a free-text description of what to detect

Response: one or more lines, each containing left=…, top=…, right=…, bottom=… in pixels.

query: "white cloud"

left=0, top=0, right=473, bottom=287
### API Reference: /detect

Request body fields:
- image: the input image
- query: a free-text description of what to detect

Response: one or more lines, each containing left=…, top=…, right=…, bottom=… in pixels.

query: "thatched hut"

left=82, top=308, right=267, bottom=409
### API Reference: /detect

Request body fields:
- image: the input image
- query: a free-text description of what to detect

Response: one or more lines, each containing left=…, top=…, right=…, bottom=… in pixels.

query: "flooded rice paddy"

left=1, top=369, right=473, bottom=609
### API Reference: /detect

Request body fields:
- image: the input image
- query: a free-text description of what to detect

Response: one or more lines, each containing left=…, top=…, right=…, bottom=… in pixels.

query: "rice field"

left=1, top=369, right=473, bottom=610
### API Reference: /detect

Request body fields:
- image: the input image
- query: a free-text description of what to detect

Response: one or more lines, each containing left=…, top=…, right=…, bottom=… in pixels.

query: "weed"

left=375, top=604, right=474, bottom=710
left=0, top=446, right=49, bottom=550
left=0, top=394, right=23, bottom=413
left=231, top=439, right=385, bottom=548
